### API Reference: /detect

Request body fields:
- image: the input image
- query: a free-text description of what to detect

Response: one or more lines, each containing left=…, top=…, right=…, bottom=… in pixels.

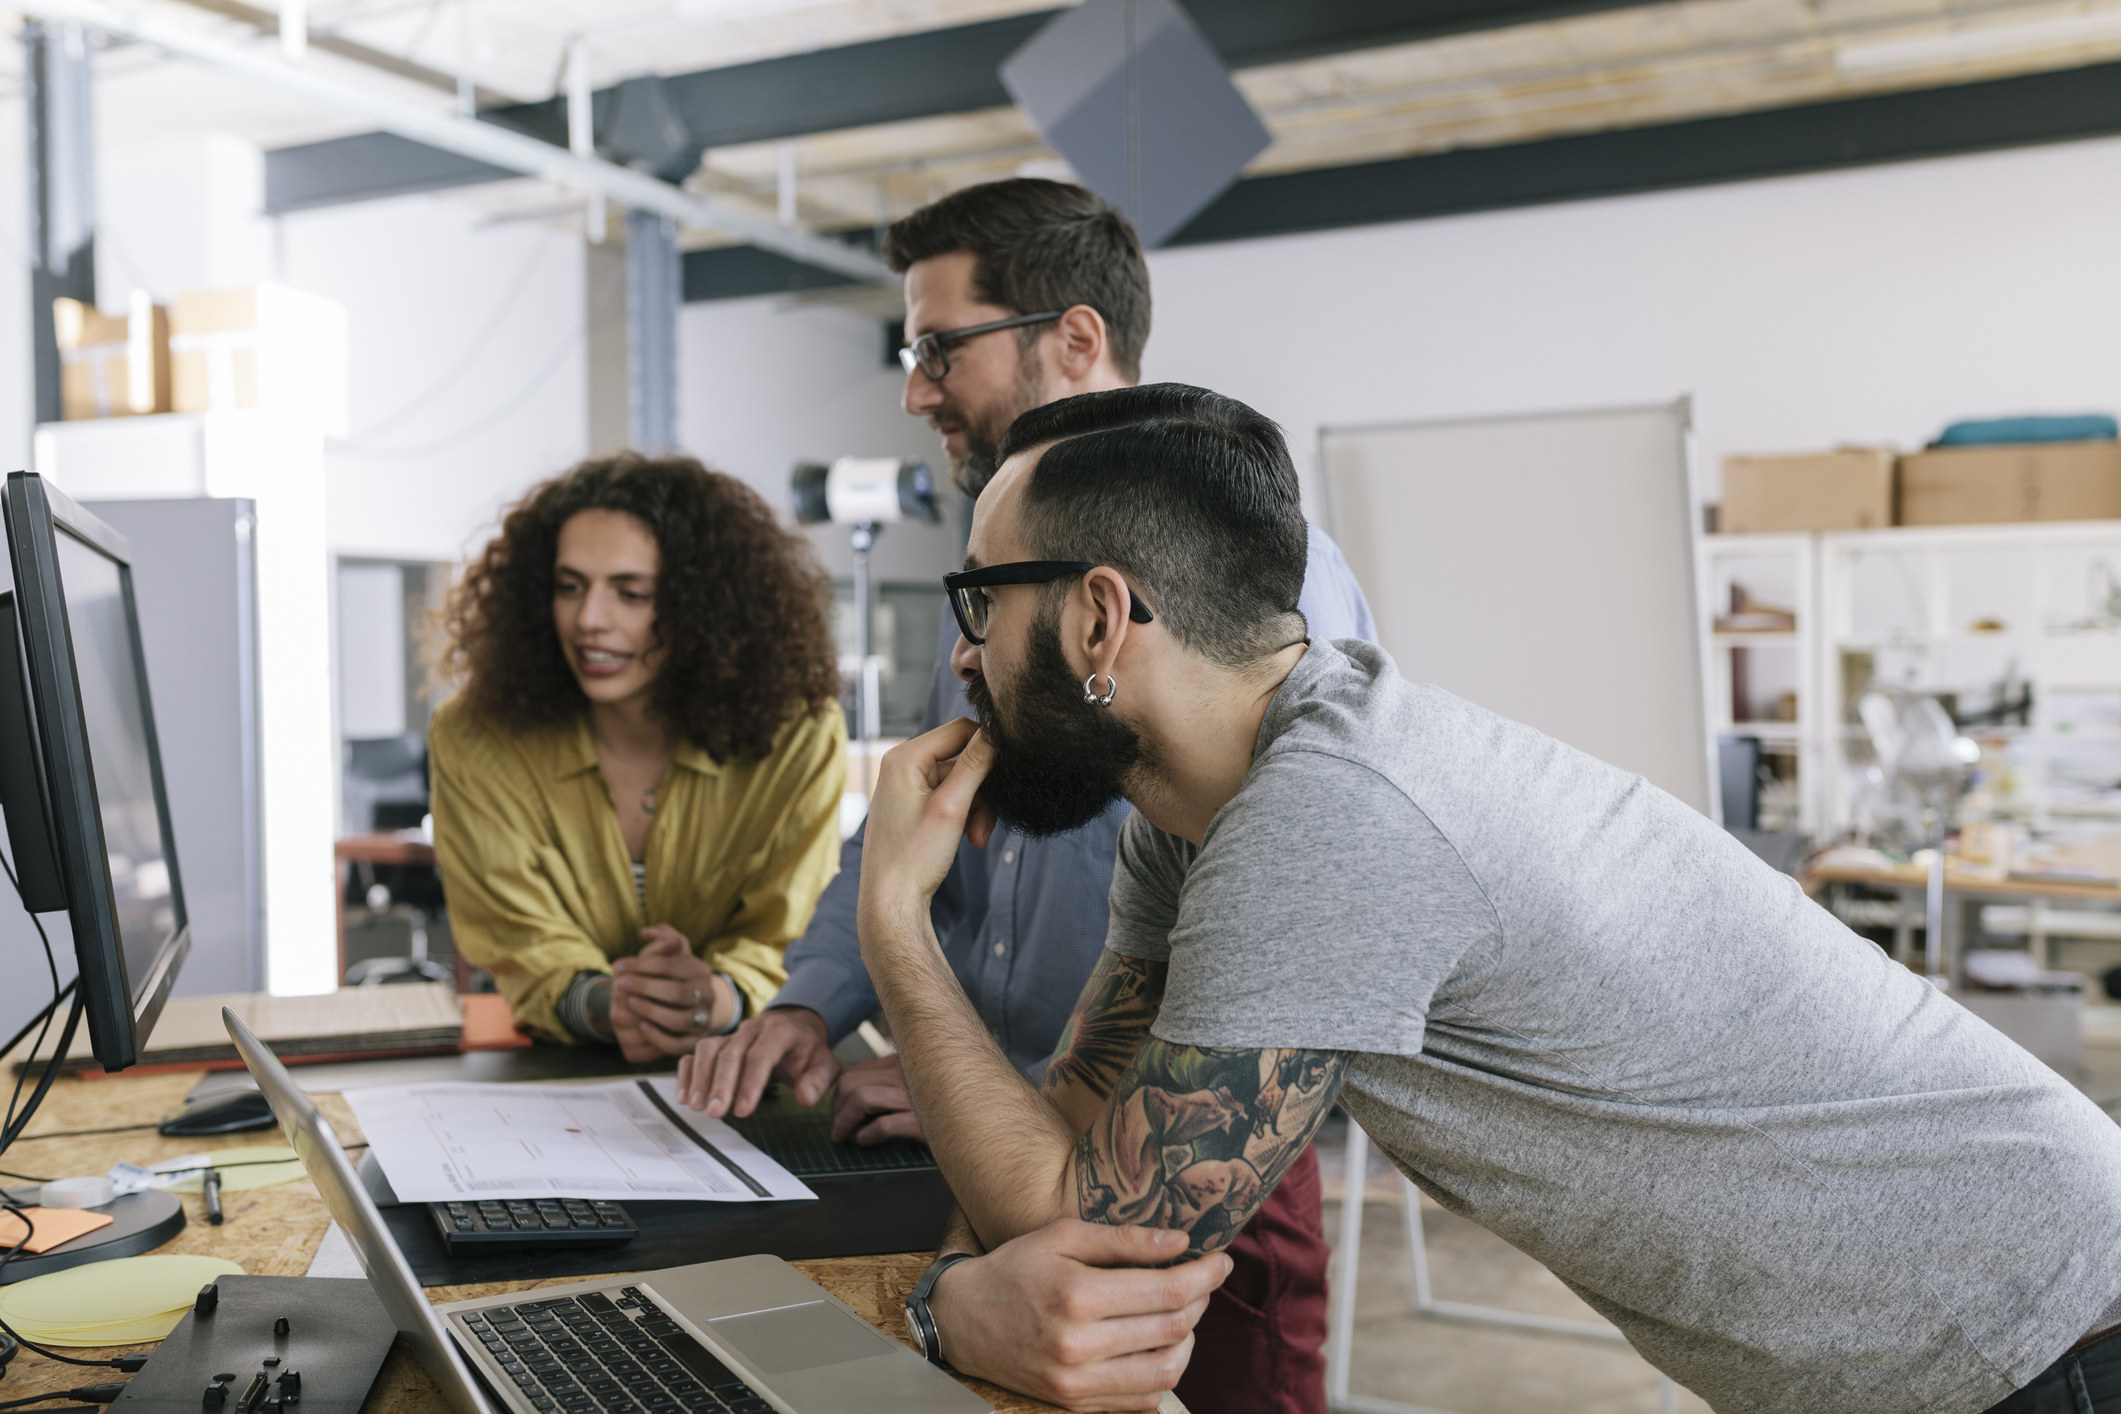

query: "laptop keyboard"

left=461, top=1287, right=771, bottom=1414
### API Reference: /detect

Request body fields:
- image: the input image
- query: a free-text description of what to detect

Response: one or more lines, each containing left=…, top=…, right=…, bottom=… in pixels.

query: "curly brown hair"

left=436, top=453, right=842, bottom=762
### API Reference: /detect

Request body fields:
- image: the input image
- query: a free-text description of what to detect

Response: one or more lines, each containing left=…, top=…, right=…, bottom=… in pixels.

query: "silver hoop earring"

left=1082, top=673, right=1117, bottom=707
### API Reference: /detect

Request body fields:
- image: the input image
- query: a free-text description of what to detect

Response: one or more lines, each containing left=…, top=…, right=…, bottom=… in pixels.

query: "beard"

left=934, top=341, right=1047, bottom=499
left=962, top=605, right=1143, bottom=837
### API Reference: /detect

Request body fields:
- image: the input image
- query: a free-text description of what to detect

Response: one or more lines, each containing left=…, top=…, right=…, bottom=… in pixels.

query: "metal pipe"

left=13, top=0, right=892, bottom=284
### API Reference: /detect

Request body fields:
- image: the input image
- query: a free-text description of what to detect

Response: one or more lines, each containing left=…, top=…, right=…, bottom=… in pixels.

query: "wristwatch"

left=904, top=1252, right=975, bottom=1368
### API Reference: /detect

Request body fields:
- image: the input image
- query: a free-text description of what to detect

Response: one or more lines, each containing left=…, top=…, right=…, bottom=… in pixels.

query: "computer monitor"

left=0, top=471, right=187, bottom=1072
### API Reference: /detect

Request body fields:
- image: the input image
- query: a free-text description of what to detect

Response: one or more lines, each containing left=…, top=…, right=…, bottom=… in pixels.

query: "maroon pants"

left=1176, top=1145, right=1330, bottom=1414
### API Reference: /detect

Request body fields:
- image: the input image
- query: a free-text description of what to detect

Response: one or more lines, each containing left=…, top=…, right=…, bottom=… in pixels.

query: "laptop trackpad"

left=708, top=1302, right=898, bottom=1376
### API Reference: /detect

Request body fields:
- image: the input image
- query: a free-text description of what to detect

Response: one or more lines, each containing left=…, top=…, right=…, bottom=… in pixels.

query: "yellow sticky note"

left=0, top=1253, right=241, bottom=1344
left=162, top=1146, right=304, bottom=1194
left=0, top=1206, right=113, bottom=1253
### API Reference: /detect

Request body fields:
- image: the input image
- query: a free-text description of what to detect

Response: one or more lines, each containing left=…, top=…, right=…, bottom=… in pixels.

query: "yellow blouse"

left=428, top=695, right=847, bottom=1043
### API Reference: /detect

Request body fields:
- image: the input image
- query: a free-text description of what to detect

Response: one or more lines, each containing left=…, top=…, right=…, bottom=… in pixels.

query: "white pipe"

left=277, top=0, right=304, bottom=61
left=15, top=0, right=892, bottom=283
left=565, top=36, right=603, bottom=244
left=777, top=137, right=797, bottom=225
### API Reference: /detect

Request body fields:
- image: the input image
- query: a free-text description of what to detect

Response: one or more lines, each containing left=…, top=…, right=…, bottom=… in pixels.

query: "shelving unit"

left=1696, top=532, right=1819, bottom=833
left=1699, top=520, right=2121, bottom=841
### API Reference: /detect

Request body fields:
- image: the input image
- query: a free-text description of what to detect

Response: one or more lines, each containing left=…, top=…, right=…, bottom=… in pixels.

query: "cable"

left=0, top=1384, right=125, bottom=1408
left=0, top=1173, right=48, bottom=1186
left=0, top=981, right=73, bottom=1074
left=340, top=234, right=559, bottom=440
left=0, top=850, right=64, bottom=1145
left=331, top=319, right=588, bottom=461
left=5, top=1124, right=157, bottom=1144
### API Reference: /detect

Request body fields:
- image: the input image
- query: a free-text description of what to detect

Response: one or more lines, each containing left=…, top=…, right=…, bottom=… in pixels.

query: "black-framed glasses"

left=943, top=561, right=1155, bottom=645
left=898, top=310, right=1065, bottom=381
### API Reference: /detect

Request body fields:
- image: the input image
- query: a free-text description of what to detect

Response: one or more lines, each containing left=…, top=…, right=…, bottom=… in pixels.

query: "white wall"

left=278, top=196, right=590, bottom=563
left=679, top=294, right=960, bottom=582
left=1143, top=134, right=2121, bottom=515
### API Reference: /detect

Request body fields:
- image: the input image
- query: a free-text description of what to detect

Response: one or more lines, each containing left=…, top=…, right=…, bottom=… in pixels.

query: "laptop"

left=222, top=1008, right=989, bottom=1414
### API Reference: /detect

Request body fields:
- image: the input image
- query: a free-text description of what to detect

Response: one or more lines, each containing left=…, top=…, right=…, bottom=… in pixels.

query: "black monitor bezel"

left=2, top=471, right=189, bottom=1072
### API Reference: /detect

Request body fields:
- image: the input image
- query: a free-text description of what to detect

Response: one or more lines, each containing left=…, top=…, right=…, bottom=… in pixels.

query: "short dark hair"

left=883, top=179, right=1150, bottom=381
left=997, top=384, right=1307, bottom=668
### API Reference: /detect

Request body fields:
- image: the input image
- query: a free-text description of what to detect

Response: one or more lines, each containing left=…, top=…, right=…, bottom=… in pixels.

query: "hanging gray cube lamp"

left=1000, top=0, right=1271, bottom=248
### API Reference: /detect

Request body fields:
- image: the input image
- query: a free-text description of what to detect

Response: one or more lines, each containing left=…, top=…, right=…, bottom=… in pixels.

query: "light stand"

left=790, top=457, right=941, bottom=765
left=848, top=520, right=882, bottom=747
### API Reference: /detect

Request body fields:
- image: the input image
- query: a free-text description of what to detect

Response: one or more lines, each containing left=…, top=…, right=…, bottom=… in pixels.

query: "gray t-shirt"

left=1106, top=639, right=2121, bottom=1414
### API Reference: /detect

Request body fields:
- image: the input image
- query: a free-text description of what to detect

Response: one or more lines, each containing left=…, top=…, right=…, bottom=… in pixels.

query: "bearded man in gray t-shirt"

left=684, top=382, right=2121, bottom=1414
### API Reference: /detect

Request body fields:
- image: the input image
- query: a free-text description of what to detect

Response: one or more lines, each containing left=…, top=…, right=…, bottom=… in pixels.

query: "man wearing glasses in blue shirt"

left=684, top=179, right=1373, bottom=1413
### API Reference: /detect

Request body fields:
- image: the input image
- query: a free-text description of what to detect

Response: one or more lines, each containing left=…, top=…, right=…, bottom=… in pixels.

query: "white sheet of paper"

left=343, top=1076, right=815, bottom=1204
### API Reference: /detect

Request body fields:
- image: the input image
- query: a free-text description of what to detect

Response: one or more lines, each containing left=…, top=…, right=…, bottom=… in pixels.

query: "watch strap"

left=906, top=1252, right=976, bottom=1367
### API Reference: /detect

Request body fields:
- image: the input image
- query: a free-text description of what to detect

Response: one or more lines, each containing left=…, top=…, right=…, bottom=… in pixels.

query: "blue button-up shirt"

left=771, top=523, right=1376, bottom=1076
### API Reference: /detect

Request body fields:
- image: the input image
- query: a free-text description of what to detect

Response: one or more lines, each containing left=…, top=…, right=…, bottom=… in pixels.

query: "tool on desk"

left=427, top=1198, right=637, bottom=1256
left=202, top=1169, right=223, bottom=1226
left=226, top=1006, right=991, bottom=1414
left=103, top=1274, right=393, bottom=1414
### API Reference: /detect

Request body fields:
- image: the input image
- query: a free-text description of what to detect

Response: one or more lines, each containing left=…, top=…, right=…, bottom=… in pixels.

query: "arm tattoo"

left=1075, top=1041, right=1349, bottom=1259
left=1044, top=952, right=1166, bottom=1101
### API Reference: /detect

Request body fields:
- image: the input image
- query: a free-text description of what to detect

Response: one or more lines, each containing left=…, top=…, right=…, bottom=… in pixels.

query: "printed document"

left=343, top=1076, right=815, bottom=1203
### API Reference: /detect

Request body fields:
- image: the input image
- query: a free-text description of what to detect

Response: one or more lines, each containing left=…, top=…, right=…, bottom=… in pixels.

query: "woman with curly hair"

left=428, top=453, right=846, bottom=1060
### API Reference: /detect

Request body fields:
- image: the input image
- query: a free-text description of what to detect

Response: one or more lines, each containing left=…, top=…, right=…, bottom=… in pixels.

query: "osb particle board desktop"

left=2, top=1069, right=1059, bottom=1414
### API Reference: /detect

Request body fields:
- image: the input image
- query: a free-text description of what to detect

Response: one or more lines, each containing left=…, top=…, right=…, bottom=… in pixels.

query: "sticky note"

left=0, top=1253, right=241, bottom=1344
left=161, top=1146, right=304, bottom=1194
left=0, top=1206, right=113, bottom=1253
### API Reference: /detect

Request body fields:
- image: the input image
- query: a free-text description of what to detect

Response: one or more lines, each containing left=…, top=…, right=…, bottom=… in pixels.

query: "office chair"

left=343, top=734, right=452, bottom=987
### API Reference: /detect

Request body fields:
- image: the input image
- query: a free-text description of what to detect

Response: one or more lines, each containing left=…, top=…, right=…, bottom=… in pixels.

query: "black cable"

left=0, top=1001, right=81, bottom=1157
left=0, top=1383, right=125, bottom=1407
left=0, top=1197, right=115, bottom=1371
left=3, top=1124, right=156, bottom=1144
left=0, top=848, right=63, bottom=1144
left=0, top=981, right=70, bottom=1076
left=0, top=1172, right=48, bottom=1186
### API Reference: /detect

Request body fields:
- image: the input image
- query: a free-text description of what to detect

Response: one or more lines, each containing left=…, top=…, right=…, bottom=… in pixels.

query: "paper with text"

left=343, top=1076, right=815, bottom=1204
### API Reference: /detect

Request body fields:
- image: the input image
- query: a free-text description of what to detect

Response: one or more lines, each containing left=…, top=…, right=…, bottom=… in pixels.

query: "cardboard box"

left=170, top=284, right=349, bottom=435
left=1721, top=449, right=1895, bottom=533
left=53, top=295, right=171, bottom=421
left=1898, top=442, right=2121, bottom=525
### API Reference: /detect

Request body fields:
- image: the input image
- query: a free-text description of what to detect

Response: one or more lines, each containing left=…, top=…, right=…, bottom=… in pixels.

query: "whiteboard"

left=1320, top=401, right=1709, bottom=813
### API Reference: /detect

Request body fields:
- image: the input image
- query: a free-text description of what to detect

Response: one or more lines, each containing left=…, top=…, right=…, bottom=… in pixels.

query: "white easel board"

left=1320, top=401, right=1709, bottom=814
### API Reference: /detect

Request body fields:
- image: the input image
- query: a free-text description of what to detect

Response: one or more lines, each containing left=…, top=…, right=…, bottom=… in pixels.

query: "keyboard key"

left=652, top=1330, right=745, bottom=1392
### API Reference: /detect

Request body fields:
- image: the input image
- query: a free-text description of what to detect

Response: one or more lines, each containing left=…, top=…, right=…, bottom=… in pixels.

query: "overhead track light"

left=11, top=0, right=892, bottom=284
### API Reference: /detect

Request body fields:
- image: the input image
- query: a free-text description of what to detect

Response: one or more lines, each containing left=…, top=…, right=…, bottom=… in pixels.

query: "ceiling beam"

left=680, top=58, right=2121, bottom=300
left=21, top=0, right=890, bottom=282
left=1165, top=58, right=2121, bottom=245
left=264, top=0, right=1648, bottom=216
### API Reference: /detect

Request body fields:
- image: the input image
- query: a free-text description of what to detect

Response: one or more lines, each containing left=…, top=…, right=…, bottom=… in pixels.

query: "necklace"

left=642, top=787, right=657, bottom=817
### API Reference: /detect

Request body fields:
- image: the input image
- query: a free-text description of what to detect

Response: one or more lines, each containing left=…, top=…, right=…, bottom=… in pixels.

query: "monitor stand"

left=0, top=1186, right=183, bottom=1282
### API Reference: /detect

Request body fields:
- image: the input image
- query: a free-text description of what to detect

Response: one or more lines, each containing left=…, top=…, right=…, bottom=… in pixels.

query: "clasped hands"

left=603, top=924, right=738, bottom=1065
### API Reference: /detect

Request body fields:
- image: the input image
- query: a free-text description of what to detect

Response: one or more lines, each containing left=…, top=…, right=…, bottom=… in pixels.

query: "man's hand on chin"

left=857, top=717, right=998, bottom=949
left=927, top=1221, right=1229, bottom=1413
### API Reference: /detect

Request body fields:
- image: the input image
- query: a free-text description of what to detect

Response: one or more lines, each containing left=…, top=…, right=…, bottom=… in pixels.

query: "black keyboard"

left=723, top=1087, right=935, bottom=1177
left=458, top=1288, right=770, bottom=1414
left=429, top=1197, right=638, bottom=1253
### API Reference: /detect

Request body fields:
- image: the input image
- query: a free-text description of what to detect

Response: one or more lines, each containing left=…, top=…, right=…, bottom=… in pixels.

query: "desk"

left=1802, top=857, right=2121, bottom=980
left=3, top=1069, right=1056, bottom=1414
